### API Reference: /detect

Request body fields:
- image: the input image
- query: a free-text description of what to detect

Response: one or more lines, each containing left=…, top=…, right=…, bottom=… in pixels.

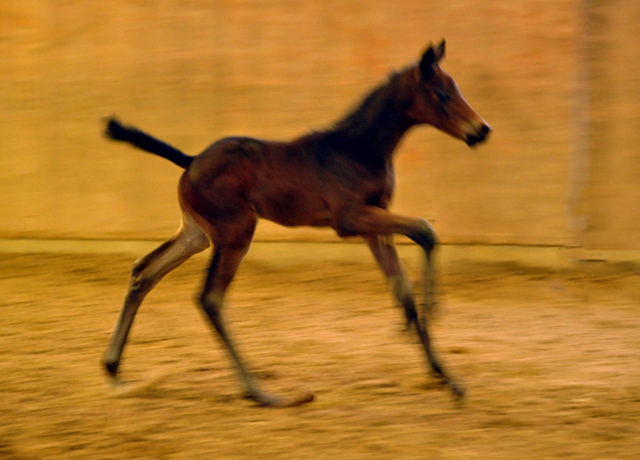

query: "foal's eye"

left=435, top=89, right=451, bottom=104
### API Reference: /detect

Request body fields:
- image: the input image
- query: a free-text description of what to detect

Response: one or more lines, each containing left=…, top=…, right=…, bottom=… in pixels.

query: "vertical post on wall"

left=566, top=0, right=592, bottom=259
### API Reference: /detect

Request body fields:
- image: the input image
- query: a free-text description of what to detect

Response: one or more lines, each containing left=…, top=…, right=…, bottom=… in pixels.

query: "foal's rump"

left=188, top=137, right=335, bottom=229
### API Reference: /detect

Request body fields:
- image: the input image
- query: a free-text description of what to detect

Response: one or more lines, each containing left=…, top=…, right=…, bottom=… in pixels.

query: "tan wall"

left=0, top=0, right=637, bottom=250
left=587, top=1, right=640, bottom=250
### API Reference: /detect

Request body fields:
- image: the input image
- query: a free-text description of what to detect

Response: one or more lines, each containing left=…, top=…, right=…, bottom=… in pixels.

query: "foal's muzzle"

left=464, top=122, right=492, bottom=147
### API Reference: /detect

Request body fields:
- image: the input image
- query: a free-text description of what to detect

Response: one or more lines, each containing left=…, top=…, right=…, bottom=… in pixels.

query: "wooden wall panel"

left=4, top=0, right=635, bottom=251
left=586, top=0, right=640, bottom=250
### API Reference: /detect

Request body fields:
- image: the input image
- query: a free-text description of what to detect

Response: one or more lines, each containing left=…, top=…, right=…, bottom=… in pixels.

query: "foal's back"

left=183, top=130, right=389, bottom=230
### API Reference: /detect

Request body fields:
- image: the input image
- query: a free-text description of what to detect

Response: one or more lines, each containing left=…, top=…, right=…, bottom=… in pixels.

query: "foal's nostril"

left=465, top=122, right=491, bottom=147
left=462, top=120, right=491, bottom=147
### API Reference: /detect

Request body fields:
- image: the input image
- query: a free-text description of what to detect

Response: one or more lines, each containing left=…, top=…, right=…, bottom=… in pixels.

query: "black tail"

left=104, top=117, right=193, bottom=169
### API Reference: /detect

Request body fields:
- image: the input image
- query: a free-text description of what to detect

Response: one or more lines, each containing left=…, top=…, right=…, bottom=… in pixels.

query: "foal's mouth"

left=464, top=123, right=492, bottom=147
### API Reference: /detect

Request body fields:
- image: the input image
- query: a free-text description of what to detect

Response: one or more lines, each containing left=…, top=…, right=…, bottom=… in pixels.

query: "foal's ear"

left=434, top=39, right=446, bottom=62
left=419, top=39, right=446, bottom=79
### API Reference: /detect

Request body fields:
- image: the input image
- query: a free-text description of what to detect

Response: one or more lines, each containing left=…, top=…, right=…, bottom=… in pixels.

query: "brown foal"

left=102, top=40, right=491, bottom=407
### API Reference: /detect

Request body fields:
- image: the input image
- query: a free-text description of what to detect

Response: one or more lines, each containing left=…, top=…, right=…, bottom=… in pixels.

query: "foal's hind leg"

left=196, top=236, right=314, bottom=408
left=103, top=212, right=209, bottom=380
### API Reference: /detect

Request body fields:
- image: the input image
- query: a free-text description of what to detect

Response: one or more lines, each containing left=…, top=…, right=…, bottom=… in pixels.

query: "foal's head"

left=405, top=40, right=491, bottom=147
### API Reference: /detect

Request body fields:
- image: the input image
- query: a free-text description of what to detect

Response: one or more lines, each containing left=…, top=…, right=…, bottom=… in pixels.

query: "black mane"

left=332, top=71, right=404, bottom=134
left=309, top=70, right=414, bottom=170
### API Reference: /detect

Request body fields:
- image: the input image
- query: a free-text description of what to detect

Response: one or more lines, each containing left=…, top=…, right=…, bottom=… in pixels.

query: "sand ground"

left=1, top=249, right=639, bottom=459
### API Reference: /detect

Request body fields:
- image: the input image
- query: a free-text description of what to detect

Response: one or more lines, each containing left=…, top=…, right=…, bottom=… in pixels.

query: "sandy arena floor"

left=0, top=249, right=639, bottom=459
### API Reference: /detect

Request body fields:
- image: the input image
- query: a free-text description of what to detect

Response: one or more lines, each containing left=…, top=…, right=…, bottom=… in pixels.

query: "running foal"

left=102, top=40, right=491, bottom=407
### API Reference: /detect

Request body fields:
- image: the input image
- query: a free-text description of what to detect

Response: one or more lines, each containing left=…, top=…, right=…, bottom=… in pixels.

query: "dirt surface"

left=1, top=250, right=639, bottom=459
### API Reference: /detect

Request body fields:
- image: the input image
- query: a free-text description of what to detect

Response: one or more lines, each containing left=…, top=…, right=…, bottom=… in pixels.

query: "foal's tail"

left=104, top=117, right=193, bottom=169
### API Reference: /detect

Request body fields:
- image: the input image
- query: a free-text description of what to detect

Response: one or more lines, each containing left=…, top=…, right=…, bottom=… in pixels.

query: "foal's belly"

left=253, top=188, right=334, bottom=228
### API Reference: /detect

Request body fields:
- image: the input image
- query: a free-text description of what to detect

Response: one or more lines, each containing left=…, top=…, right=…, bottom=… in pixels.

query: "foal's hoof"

left=248, top=388, right=315, bottom=408
left=103, top=360, right=125, bottom=390
left=430, top=368, right=466, bottom=402
left=449, top=381, right=466, bottom=401
left=104, top=359, right=119, bottom=378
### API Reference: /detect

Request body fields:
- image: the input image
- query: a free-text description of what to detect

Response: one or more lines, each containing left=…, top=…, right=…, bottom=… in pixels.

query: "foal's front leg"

left=339, top=207, right=439, bottom=313
left=363, top=235, right=415, bottom=330
left=338, top=207, right=465, bottom=399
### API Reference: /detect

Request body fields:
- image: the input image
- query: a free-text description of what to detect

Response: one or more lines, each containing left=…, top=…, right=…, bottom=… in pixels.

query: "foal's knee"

left=408, top=219, right=438, bottom=254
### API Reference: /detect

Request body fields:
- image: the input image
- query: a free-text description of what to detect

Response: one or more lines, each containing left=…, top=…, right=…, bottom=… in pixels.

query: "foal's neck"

left=321, top=70, right=414, bottom=170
